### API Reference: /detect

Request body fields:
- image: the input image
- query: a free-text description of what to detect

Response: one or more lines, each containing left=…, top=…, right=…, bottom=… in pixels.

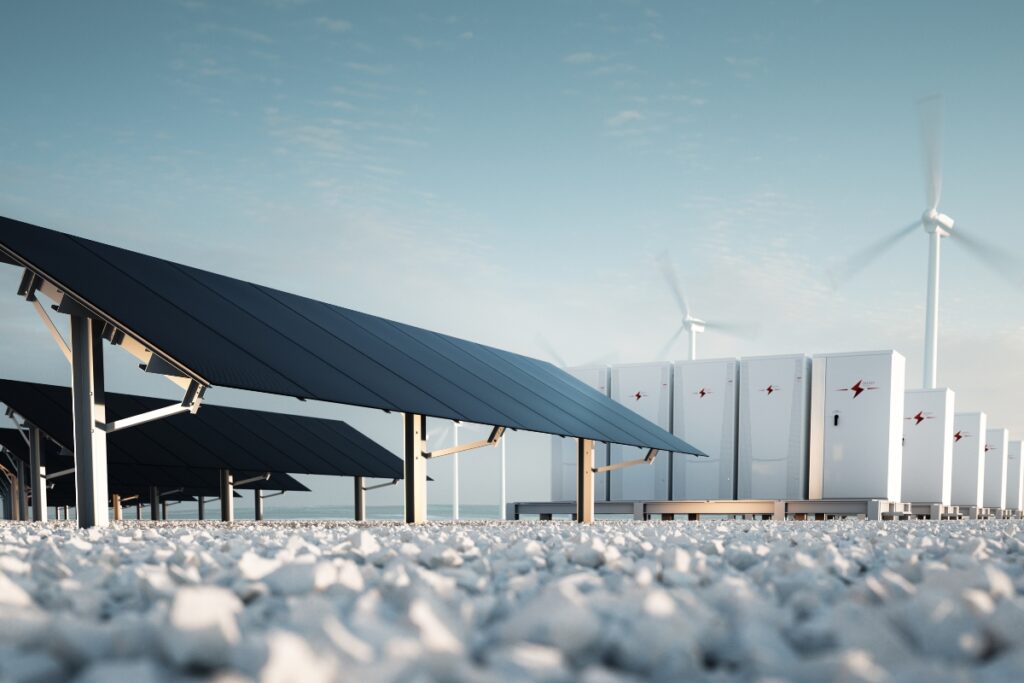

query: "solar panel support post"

left=354, top=476, right=365, bottom=521
left=404, top=413, right=427, bottom=523
left=162, top=499, right=168, bottom=520
left=28, top=424, right=47, bottom=522
left=220, top=469, right=234, bottom=522
left=14, top=459, right=26, bottom=520
left=69, top=314, right=109, bottom=529
left=576, top=439, right=595, bottom=524
left=150, top=486, right=160, bottom=521
left=197, top=495, right=205, bottom=520
left=112, top=494, right=121, bottom=521
left=135, top=501, right=142, bottom=520
left=254, top=488, right=263, bottom=521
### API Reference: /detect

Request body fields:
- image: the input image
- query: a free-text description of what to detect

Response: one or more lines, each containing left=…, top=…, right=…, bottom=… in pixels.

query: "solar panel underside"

left=0, top=217, right=699, bottom=454
left=0, top=379, right=403, bottom=479
left=0, top=428, right=309, bottom=493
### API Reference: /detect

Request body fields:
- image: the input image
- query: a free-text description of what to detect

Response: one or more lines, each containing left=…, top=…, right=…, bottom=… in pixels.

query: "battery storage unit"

left=672, top=358, right=738, bottom=500
left=550, top=366, right=611, bottom=501
left=984, top=428, right=1009, bottom=510
left=901, top=388, right=955, bottom=505
left=808, top=350, right=906, bottom=500
left=608, top=362, right=672, bottom=500
left=951, top=412, right=986, bottom=508
left=736, top=354, right=810, bottom=500
left=1007, top=441, right=1024, bottom=511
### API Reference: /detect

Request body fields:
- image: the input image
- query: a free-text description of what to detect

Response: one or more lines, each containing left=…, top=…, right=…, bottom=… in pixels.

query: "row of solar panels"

left=0, top=215, right=699, bottom=520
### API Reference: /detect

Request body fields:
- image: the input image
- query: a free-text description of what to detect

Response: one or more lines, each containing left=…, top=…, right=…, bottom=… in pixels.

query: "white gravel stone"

left=163, top=585, right=243, bottom=668
left=2, top=519, right=1024, bottom=681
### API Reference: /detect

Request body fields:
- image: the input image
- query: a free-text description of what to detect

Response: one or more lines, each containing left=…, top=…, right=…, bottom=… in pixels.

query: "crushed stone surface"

left=3, top=519, right=1024, bottom=682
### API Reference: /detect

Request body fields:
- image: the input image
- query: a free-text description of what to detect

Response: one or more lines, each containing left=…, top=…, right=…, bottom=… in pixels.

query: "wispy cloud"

left=725, top=56, right=763, bottom=79
left=345, top=62, right=393, bottom=76
left=606, top=110, right=644, bottom=127
left=315, top=17, right=351, bottom=32
left=564, top=51, right=605, bottom=65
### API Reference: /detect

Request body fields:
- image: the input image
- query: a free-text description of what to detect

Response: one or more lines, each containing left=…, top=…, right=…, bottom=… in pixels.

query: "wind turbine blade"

left=535, top=334, right=567, bottom=368
left=950, top=227, right=1024, bottom=287
left=702, top=320, right=761, bottom=339
left=657, top=252, right=691, bottom=319
left=583, top=350, right=619, bottom=367
left=918, top=94, right=944, bottom=212
left=829, top=220, right=920, bottom=288
left=656, top=324, right=686, bottom=361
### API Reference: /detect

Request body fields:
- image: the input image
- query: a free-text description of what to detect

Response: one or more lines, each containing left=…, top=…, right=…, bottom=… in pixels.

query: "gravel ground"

left=3, top=519, right=1024, bottom=682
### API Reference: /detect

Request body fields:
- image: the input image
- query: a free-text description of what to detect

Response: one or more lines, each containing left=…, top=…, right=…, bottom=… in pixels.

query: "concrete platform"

left=910, top=503, right=963, bottom=520
left=508, top=499, right=913, bottom=522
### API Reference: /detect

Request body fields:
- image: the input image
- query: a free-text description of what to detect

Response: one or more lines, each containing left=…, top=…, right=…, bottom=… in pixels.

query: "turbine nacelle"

left=922, top=208, right=954, bottom=236
left=683, top=315, right=706, bottom=333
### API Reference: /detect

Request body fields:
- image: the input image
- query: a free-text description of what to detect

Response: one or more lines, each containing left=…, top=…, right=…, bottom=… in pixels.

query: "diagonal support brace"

left=592, top=448, right=659, bottom=474
left=364, top=478, right=399, bottom=491
left=424, top=426, right=505, bottom=459
left=97, top=379, right=206, bottom=433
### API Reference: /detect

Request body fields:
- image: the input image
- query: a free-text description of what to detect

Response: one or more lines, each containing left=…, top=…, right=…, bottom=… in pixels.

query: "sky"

left=2, top=0, right=1023, bottom=511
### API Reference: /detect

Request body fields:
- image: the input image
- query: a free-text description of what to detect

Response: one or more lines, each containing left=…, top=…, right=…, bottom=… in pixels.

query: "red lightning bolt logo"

left=633, top=391, right=643, bottom=401
left=697, top=388, right=708, bottom=398
left=765, top=385, right=776, bottom=395
left=838, top=380, right=877, bottom=398
left=954, top=431, right=966, bottom=443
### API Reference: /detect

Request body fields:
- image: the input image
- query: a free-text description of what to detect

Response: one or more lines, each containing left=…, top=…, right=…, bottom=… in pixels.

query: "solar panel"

left=0, top=379, right=403, bottom=479
left=0, top=428, right=309, bottom=493
left=0, top=216, right=699, bottom=454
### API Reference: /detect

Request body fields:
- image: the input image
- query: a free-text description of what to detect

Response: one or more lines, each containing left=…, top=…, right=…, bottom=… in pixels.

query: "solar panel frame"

left=0, top=379, right=405, bottom=478
left=0, top=216, right=701, bottom=454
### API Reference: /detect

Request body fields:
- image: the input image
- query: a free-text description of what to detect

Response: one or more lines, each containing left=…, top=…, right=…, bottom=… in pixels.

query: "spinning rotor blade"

left=702, top=320, right=761, bottom=339
left=657, top=252, right=691, bottom=319
left=829, top=220, right=920, bottom=288
left=950, top=227, right=1024, bottom=288
left=918, top=94, right=944, bottom=212
left=535, top=334, right=568, bottom=368
left=656, top=323, right=686, bottom=361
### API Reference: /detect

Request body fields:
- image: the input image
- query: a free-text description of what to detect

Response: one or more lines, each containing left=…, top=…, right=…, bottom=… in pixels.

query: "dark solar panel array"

left=0, top=216, right=700, bottom=454
left=0, top=428, right=309, bottom=495
left=0, top=378, right=403, bottom=479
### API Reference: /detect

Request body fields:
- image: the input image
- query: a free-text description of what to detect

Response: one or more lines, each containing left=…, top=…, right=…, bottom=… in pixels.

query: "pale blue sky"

left=2, top=1, right=1023, bottom=509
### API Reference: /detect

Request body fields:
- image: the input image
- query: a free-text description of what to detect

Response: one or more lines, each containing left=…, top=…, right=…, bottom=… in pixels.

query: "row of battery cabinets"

left=552, top=352, right=819, bottom=502
left=552, top=350, right=1024, bottom=508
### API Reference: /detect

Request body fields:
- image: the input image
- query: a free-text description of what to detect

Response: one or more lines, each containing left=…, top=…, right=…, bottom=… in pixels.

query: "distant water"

left=158, top=503, right=506, bottom=521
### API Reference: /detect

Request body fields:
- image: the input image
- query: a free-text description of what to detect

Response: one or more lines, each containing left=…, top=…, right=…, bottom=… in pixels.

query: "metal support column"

left=254, top=488, right=263, bottom=521
left=150, top=486, right=160, bottom=521
left=220, top=469, right=233, bottom=521
left=161, top=499, right=169, bottom=520
left=15, top=460, right=28, bottom=520
left=70, top=314, right=109, bottom=528
left=354, top=476, right=365, bottom=521
left=135, top=501, right=141, bottom=520
left=576, top=438, right=594, bottom=523
left=198, top=495, right=205, bottom=520
left=404, top=413, right=427, bottom=523
left=112, top=494, right=122, bottom=521
left=28, top=425, right=47, bottom=522
left=63, top=505, right=69, bottom=520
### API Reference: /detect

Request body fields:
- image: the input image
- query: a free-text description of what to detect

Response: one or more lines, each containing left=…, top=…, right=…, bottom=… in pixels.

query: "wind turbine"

left=831, top=95, right=1020, bottom=389
left=656, top=254, right=757, bottom=360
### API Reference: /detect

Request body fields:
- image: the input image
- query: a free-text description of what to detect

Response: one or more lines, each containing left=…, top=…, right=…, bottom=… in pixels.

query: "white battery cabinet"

left=550, top=366, right=611, bottom=501
left=608, top=362, right=672, bottom=500
left=1007, top=441, right=1024, bottom=511
left=672, top=358, right=739, bottom=500
left=901, top=388, right=955, bottom=505
left=951, top=412, right=986, bottom=508
left=736, top=354, right=810, bottom=500
left=984, top=428, right=1009, bottom=510
left=809, top=350, right=906, bottom=500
